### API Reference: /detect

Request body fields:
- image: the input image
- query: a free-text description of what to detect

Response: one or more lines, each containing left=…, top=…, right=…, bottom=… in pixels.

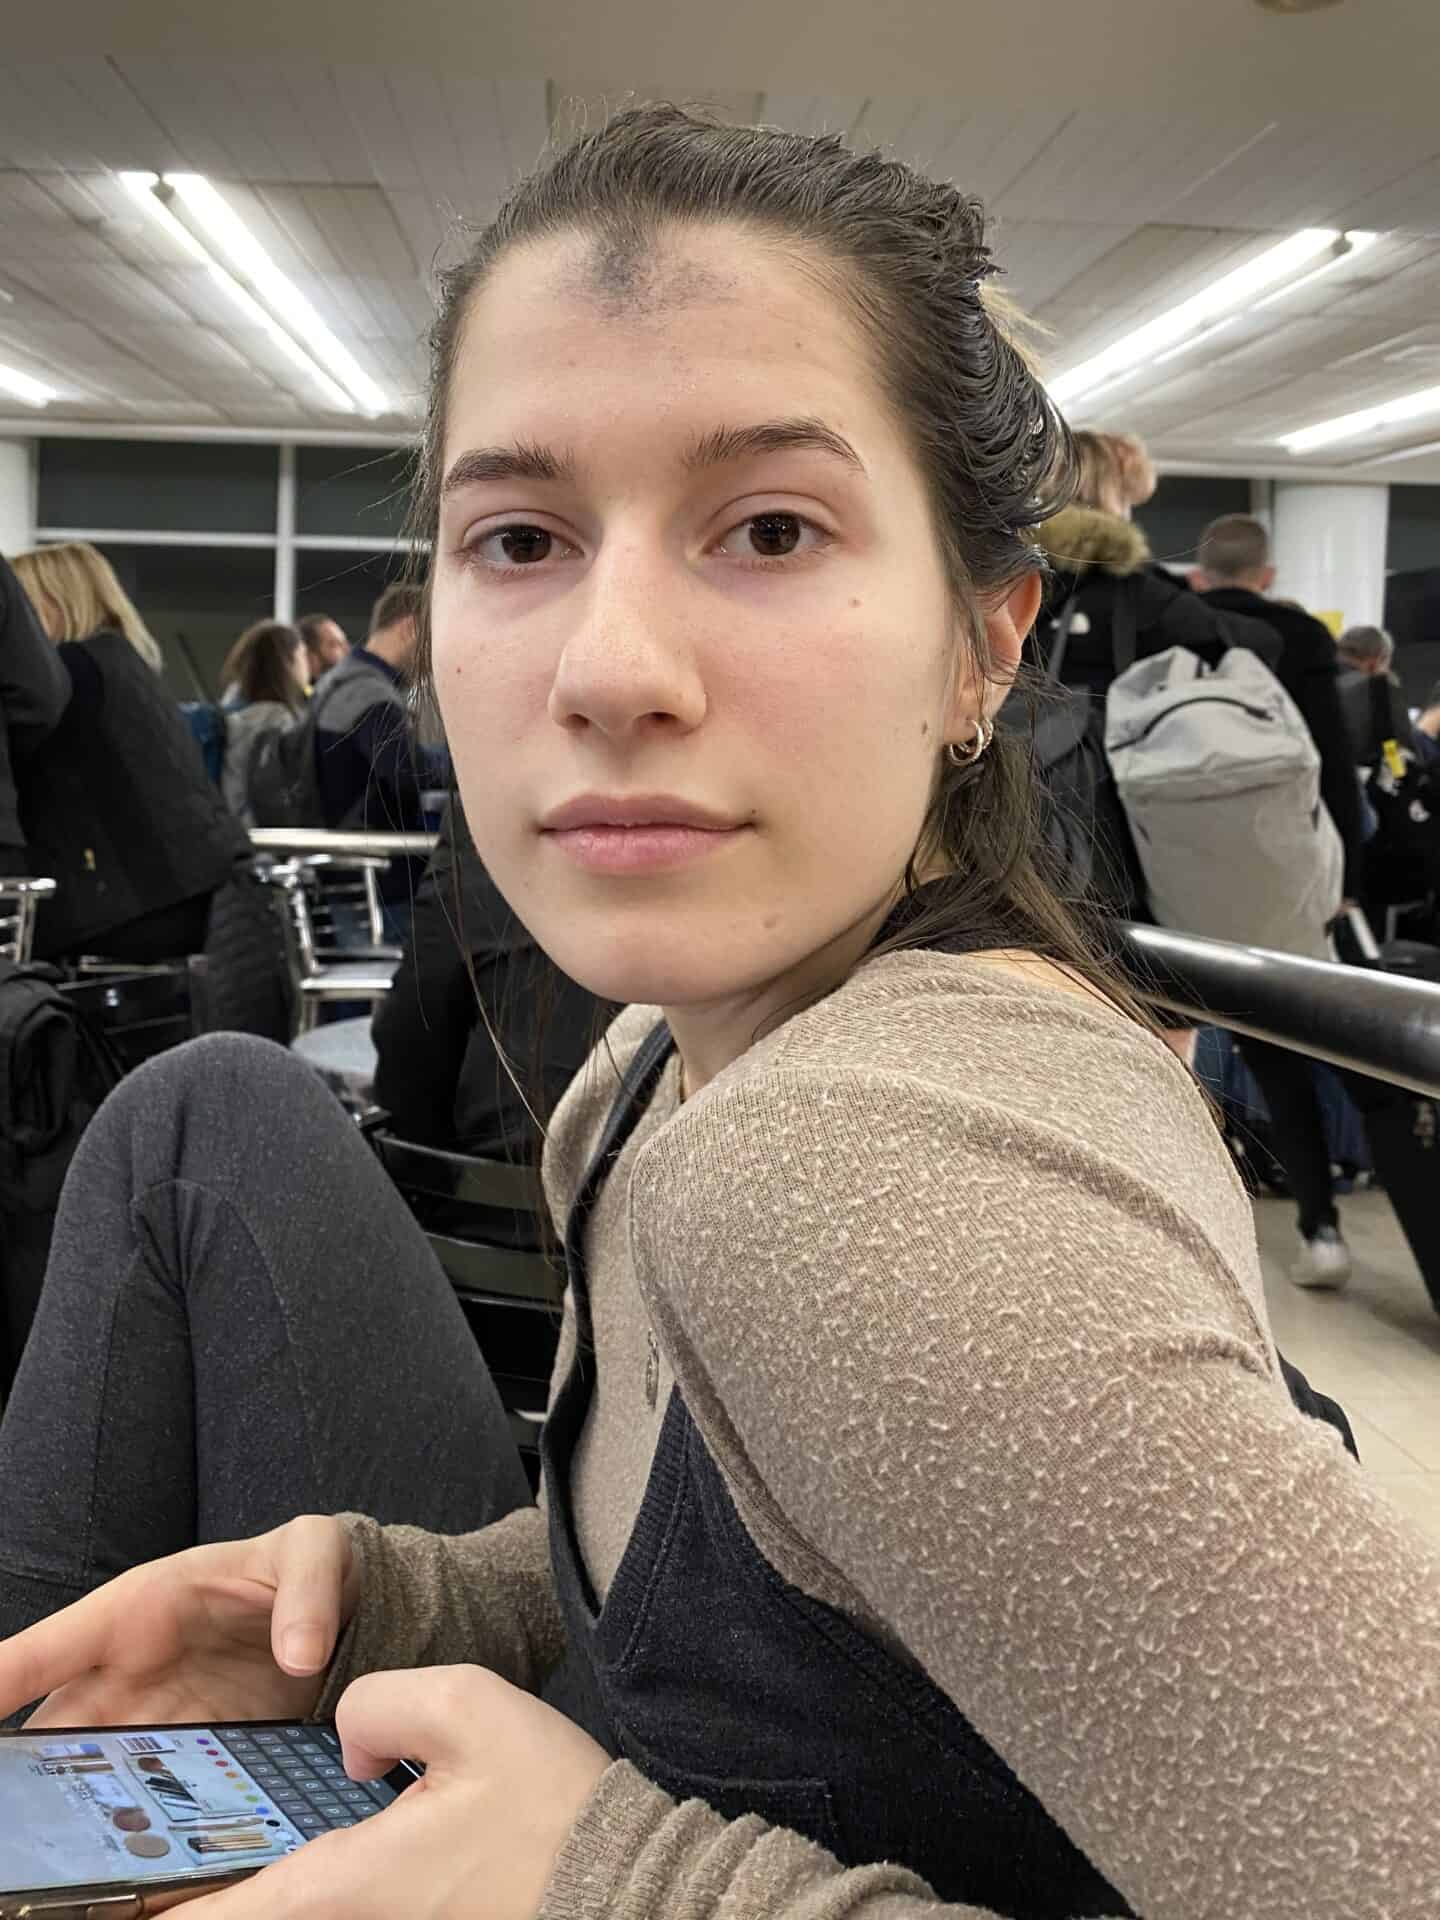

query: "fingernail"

left=281, top=1627, right=325, bottom=1672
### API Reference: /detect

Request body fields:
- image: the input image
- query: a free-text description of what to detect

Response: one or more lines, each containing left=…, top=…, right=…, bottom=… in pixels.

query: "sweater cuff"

left=313, top=1513, right=385, bottom=1719
left=538, top=1762, right=683, bottom=1920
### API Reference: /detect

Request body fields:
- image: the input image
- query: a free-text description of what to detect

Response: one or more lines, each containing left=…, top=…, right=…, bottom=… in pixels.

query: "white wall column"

left=274, top=442, right=297, bottom=621
left=0, top=437, right=35, bottom=556
left=1272, top=481, right=1389, bottom=632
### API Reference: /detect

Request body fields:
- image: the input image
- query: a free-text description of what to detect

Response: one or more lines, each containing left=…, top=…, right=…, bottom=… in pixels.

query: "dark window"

left=1386, top=484, right=1440, bottom=577
left=89, top=543, right=277, bottom=702
left=295, top=447, right=415, bottom=540
left=37, top=440, right=278, bottom=535
left=1385, top=568, right=1440, bottom=708
left=295, top=547, right=412, bottom=645
left=1134, top=476, right=1252, bottom=570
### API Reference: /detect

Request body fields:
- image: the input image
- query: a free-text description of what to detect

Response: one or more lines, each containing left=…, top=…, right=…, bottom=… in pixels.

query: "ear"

left=1260, top=564, right=1277, bottom=592
left=969, top=572, right=1042, bottom=723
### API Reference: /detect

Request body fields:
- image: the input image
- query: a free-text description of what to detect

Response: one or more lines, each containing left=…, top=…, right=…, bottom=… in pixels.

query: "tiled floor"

left=1255, top=1188, right=1440, bottom=1548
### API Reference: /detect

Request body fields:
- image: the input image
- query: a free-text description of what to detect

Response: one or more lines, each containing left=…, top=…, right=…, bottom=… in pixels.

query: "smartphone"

left=0, top=1718, right=420, bottom=1918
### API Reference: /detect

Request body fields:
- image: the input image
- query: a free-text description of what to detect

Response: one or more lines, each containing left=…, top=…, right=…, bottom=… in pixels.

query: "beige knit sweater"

left=326, top=950, right=1440, bottom=1919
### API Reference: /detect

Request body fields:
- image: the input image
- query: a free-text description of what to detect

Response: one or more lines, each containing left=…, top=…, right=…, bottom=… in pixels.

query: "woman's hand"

left=183, top=1666, right=611, bottom=1920
left=0, top=1514, right=357, bottom=1728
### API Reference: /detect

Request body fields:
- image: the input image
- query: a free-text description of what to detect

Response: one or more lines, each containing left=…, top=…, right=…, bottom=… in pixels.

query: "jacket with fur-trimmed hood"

left=1028, top=503, right=1281, bottom=698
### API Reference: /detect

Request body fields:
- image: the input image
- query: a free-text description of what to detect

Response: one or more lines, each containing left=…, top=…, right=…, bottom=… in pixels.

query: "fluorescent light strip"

left=1250, top=230, right=1378, bottom=311
left=164, top=174, right=388, bottom=416
left=1282, top=383, right=1440, bottom=454
left=1150, top=315, right=1240, bottom=369
left=0, top=361, right=55, bottom=407
left=120, top=173, right=357, bottom=414
left=1049, top=228, right=1345, bottom=406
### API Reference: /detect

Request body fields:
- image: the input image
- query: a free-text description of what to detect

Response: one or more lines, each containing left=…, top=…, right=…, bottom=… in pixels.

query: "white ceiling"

left=5, top=0, right=1440, bottom=480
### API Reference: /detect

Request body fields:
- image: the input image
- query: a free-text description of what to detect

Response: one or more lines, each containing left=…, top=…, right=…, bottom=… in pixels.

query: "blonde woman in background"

left=15, top=540, right=163, bottom=670
left=7, top=543, right=248, bottom=963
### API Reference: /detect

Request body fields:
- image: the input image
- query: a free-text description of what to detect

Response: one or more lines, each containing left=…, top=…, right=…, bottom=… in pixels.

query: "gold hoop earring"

left=945, top=718, right=992, bottom=767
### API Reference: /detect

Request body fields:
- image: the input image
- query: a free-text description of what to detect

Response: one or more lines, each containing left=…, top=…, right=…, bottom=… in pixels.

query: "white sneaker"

left=1291, top=1226, right=1352, bottom=1291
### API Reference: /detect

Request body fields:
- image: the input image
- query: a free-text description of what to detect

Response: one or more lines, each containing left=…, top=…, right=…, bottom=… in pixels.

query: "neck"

left=1212, top=574, right=1267, bottom=595
left=663, top=890, right=896, bottom=1099
left=364, top=627, right=411, bottom=671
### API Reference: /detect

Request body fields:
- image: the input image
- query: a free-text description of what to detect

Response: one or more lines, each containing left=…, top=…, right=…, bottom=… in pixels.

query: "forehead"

left=446, top=225, right=889, bottom=444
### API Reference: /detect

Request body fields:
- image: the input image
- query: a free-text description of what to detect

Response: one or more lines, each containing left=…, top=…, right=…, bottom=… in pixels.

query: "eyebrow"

left=441, top=442, right=573, bottom=496
left=682, top=418, right=865, bottom=475
left=440, top=416, right=865, bottom=501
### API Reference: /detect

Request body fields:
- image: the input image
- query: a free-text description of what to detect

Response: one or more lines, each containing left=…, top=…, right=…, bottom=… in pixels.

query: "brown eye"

left=747, top=513, right=802, bottom=557
left=495, top=526, right=552, bottom=564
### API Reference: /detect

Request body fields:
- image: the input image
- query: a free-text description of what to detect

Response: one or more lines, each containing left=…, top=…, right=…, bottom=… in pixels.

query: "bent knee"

left=110, top=1031, right=319, bottom=1124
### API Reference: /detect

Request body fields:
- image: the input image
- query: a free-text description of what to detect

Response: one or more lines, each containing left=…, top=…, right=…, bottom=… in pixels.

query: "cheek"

left=739, top=610, right=943, bottom=803
left=432, top=595, right=549, bottom=763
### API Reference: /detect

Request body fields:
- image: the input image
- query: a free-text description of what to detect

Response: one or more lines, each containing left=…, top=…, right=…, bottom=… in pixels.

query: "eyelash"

left=456, top=512, right=832, bottom=580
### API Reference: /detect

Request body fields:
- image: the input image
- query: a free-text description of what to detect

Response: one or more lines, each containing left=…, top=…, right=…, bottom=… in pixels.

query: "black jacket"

left=314, top=649, right=448, bottom=907
left=0, top=559, right=71, bottom=874
left=17, top=630, right=249, bottom=958
left=1201, top=586, right=1366, bottom=895
left=1032, top=505, right=1282, bottom=694
left=371, top=799, right=597, bottom=1162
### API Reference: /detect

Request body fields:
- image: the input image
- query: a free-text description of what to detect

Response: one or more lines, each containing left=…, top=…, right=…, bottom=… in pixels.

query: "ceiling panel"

left=0, top=53, right=1438, bottom=473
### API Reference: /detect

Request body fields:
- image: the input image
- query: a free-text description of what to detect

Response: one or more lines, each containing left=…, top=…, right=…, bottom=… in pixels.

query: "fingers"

left=0, top=1572, right=130, bottom=1719
left=267, top=1516, right=355, bottom=1677
left=175, top=1836, right=341, bottom=1919
left=336, top=1664, right=499, bottom=1780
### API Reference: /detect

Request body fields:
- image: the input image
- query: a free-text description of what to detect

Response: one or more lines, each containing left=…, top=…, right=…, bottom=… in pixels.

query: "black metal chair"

left=367, top=1129, right=559, bottom=1489
left=258, top=858, right=399, bottom=1037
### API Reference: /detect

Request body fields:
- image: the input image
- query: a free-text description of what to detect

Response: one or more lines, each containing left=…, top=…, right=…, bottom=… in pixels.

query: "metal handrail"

left=1117, top=923, right=1440, bottom=1099
left=250, top=828, right=438, bottom=859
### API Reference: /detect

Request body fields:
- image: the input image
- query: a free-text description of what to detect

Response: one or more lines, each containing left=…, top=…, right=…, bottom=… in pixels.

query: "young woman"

left=217, top=618, right=310, bottom=825
left=7, top=541, right=248, bottom=962
left=0, top=108, right=1436, bottom=1920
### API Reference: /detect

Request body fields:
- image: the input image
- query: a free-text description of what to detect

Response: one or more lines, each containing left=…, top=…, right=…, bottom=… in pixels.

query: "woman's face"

left=431, top=225, right=1032, bottom=1013
left=289, top=640, right=311, bottom=695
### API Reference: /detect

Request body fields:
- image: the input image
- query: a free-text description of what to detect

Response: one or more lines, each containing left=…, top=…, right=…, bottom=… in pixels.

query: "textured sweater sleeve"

left=618, top=975, right=1440, bottom=1919
left=316, top=1504, right=565, bottom=1713
left=540, top=1762, right=1013, bottom=1920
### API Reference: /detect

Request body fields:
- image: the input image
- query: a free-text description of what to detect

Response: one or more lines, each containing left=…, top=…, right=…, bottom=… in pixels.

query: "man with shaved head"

left=1195, top=513, right=1367, bottom=1291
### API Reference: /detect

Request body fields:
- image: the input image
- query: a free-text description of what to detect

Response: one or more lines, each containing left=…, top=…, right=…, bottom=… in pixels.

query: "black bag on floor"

left=0, top=961, right=124, bottom=1388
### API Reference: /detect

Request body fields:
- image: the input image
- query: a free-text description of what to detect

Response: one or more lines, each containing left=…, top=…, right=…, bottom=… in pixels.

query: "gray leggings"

left=0, top=1033, right=531, bottom=1642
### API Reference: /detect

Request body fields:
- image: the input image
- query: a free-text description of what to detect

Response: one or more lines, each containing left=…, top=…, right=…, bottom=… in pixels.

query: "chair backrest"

left=257, top=857, right=397, bottom=975
left=298, top=854, right=388, bottom=952
left=0, top=878, right=57, bottom=965
left=368, top=1129, right=559, bottom=1487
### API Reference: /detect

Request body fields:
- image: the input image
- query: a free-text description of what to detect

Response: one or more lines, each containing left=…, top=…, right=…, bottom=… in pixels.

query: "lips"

left=539, top=793, right=745, bottom=833
left=538, top=794, right=751, bottom=875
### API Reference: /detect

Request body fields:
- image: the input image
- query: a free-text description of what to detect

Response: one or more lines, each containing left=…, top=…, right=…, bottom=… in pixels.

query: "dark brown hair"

left=408, top=105, right=1151, bottom=1113
left=221, top=619, right=306, bottom=711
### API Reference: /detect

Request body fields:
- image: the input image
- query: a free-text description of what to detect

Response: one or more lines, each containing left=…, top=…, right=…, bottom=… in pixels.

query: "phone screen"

left=0, top=1721, right=411, bottom=1897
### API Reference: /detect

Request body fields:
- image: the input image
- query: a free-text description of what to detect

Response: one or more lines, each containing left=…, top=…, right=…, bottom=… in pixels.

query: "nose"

left=547, top=537, right=707, bottom=746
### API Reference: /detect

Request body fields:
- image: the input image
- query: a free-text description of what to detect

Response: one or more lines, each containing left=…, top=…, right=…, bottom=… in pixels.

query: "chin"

left=538, top=915, right=786, bottom=1012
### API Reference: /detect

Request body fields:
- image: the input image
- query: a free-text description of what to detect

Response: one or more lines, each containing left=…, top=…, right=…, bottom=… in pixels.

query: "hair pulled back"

left=412, top=104, right=1144, bottom=1045
left=222, top=619, right=306, bottom=711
